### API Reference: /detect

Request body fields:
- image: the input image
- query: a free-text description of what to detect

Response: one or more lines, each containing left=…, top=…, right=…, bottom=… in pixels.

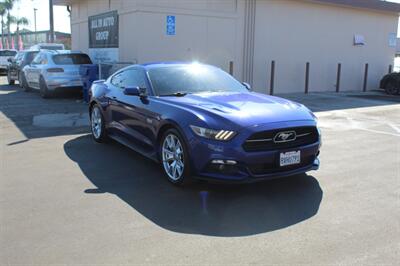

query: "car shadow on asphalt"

left=0, top=84, right=88, bottom=140
left=64, top=134, right=323, bottom=237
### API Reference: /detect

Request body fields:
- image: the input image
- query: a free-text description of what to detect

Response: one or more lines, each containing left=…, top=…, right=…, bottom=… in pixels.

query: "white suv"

left=30, top=43, right=65, bottom=51
left=0, top=49, right=17, bottom=72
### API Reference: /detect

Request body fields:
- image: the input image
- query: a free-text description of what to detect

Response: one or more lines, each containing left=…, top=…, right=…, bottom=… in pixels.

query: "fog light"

left=211, top=159, right=237, bottom=165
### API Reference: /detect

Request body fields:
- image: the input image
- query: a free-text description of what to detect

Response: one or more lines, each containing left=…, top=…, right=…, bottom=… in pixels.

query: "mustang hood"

left=161, top=92, right=316, bottom=128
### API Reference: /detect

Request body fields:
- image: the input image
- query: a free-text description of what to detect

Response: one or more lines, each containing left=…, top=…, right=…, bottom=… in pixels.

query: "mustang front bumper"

left=187, top=120, right=321, bottom=182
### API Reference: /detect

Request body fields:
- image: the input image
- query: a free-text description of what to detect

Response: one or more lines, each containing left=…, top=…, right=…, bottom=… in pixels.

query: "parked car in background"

left=22, top=50, right=92, bottom=98
left=7, top=50, right=39, bottom=87
left=380, top=73, right=400, bottom=95
left=29, top=43, right=65, bottom=51
left=89, top=62, right=321, bottom=185
left=0, top=49, right=17, bottom=73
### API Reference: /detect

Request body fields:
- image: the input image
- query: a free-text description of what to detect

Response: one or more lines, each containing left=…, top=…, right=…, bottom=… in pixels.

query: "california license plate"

left=280, top=151, right=301, bottom=167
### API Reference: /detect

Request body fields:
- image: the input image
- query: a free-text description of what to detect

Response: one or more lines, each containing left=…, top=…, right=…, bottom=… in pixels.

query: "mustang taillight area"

left=190, top=125, right=236, bottom=141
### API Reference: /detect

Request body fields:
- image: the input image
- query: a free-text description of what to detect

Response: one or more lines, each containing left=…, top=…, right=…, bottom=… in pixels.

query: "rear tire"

left=160, top=128, right=192, bottom=186
left=7, top=72, right=15, bottom=85
left=90, top=104, right=109, bottom=143
left=18, top=72, right=23, bottom=88
left=39, top=76, right=51, bottom=98
left=384, top=79, right=399, bottom=95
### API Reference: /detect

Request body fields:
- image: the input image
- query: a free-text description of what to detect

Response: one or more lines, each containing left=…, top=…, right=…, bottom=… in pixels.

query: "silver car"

left=22, top=50, right=92, bottom=98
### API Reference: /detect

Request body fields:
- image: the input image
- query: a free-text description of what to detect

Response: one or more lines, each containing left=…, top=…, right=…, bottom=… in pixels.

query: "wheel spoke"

left=162, top=134, right=185, bottom=181
left=91, top=108, right=102, bottom=139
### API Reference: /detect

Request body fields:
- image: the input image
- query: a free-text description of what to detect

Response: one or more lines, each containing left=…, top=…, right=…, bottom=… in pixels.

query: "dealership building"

left=54, top=0, right=400, bottom=94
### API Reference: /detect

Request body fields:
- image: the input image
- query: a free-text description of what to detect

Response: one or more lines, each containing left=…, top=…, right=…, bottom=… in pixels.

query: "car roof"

left=140, top=61, right=213, bottom=70
left=34, top=43, right=64, bottom=46
left=40, top=50, right=84, bottom=55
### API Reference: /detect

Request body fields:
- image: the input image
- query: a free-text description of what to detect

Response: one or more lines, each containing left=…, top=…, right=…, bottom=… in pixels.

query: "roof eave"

left=312, top=0, right=400, bottom=14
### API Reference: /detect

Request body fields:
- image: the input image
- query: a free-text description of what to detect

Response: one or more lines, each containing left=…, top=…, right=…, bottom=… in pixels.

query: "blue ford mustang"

left=89, top=62, right=321, bottom=185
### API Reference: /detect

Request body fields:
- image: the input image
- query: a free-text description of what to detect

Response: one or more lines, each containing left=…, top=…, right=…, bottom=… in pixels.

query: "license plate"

left=280, top=151, right=301, bottom=167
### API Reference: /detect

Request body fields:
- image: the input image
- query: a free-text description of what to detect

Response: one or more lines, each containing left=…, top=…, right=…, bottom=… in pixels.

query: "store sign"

left=166, top=15, right=176, bottom=35
left=88, top=11, right=119, bottom=63
left=89, top=11, right=119, bottom=49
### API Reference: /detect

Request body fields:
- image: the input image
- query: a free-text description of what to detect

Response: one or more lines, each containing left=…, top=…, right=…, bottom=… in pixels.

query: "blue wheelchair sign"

left=166, top=15, right=176, bottom=35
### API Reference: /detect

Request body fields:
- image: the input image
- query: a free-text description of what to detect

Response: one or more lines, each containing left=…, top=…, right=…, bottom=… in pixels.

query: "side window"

left=121, top=69, right=147, bottom=88
left=111, top=72, right=124, bottom=87
left=40, top=54, right=48, bottom=65
left=31, top=53, right=42, bottom=65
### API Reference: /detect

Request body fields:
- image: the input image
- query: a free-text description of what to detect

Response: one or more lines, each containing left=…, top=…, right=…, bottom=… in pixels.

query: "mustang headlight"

left=190, top=125, right=236, bottom=141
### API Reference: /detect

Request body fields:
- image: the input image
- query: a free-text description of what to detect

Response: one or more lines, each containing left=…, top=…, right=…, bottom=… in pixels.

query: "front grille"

left=248, top=155, right=316, bottom=175
left=243, top=126, right=319, bottom=152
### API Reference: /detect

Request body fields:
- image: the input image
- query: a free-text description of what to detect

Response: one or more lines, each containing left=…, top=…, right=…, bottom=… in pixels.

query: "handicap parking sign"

left=166, top=15, right=175, bottom=36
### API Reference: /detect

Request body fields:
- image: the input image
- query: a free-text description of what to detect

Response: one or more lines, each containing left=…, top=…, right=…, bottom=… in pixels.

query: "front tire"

left=160, top=129, right=191, bottom=185
left=18, top=72, right=23, bottom=88
left=7, top=72, right=15, bottom=85
left=90, top=104, right=108, bottom=143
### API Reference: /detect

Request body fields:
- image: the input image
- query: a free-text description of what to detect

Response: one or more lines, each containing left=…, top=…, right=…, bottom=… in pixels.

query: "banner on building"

left=88, top=10, right=119, bottom=63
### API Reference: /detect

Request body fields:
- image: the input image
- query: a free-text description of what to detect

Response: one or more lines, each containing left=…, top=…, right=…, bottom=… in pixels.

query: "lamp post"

left=34, top=8, right=37, bottom=43
left=49, top=0, right=54, bottom=43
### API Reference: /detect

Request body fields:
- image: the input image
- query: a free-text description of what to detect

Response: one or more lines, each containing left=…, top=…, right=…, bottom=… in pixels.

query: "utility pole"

left=49, top=0, right=54, bottom=43
left=34, top=8, right=37, bottom=43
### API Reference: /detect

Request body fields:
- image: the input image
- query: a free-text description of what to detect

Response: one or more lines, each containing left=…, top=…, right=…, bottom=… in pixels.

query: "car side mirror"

left=7, top=58, right=12, bottom=63
left=123, top=87, right=140, bottom=96
left=242, top=82, right=251, bottom=91
left=139, top=87, right=147, bottom=98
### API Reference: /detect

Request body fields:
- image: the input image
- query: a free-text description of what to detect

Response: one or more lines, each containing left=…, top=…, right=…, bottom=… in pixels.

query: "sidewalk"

left=277, top=90, right=400, bottom=112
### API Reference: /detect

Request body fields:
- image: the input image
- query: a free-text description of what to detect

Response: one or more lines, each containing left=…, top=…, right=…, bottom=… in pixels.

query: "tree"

left=0, top=3, right=6, bottom=47
left=3, top=0, right=15, bottom=45
left=15, top=16, right=28, bottom=47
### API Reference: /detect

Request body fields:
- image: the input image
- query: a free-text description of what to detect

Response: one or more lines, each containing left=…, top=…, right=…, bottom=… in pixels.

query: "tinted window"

left=111, top=69, right=147, bottom=89
left=148, top=64, right=247, bottom=96
left=31, top=53, right=42, bottom=65
left=25, top=52, right=38, bottom=63
left=40, top=54, right=48, bottom=65
left=111, top=72, right=124, bottom=87
left=0, top=50, right=17, bottom=56
left=53, top=54, right=92, bottom=65
left=14, top=52, right=24, bottom=62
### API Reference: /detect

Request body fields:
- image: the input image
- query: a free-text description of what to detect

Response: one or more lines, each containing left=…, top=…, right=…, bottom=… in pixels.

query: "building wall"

left=68, top=0, right=398, bottom=93
left=70, top=0, right=244, bottom=75
left=253, top=0, right=398, bottom=93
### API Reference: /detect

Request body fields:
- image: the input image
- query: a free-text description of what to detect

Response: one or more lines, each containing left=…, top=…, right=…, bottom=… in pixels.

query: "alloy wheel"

left=162, top=134, right=185, bottom=181
left=91, top=107, right=102, bottom=139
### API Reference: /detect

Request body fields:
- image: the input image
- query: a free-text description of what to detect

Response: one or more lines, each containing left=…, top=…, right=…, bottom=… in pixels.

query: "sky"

left=5, top=0, right=400, bottom=36
left=7, top=0, right=70, bottom=33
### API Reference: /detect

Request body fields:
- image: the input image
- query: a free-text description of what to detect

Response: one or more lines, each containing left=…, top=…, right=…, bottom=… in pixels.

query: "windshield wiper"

left=161, top=92, right=188, bottom=97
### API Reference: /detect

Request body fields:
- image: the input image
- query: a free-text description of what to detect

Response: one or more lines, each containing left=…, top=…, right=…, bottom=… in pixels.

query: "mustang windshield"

left=148, top=64, right=248, bottom=96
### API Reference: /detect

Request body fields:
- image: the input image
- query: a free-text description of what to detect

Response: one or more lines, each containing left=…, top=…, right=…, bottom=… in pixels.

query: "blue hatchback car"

left=89, top=62, right=321, bottom=185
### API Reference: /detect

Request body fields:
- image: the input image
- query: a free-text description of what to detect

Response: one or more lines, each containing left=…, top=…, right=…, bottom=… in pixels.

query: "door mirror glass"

left=242, top=82, right=251, bottom=91
left=123, top=87, right=141, bottom=96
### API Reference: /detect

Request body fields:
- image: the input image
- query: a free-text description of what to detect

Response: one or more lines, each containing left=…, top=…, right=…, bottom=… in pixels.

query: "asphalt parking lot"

left=1, top=77, right=399, bottom=265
